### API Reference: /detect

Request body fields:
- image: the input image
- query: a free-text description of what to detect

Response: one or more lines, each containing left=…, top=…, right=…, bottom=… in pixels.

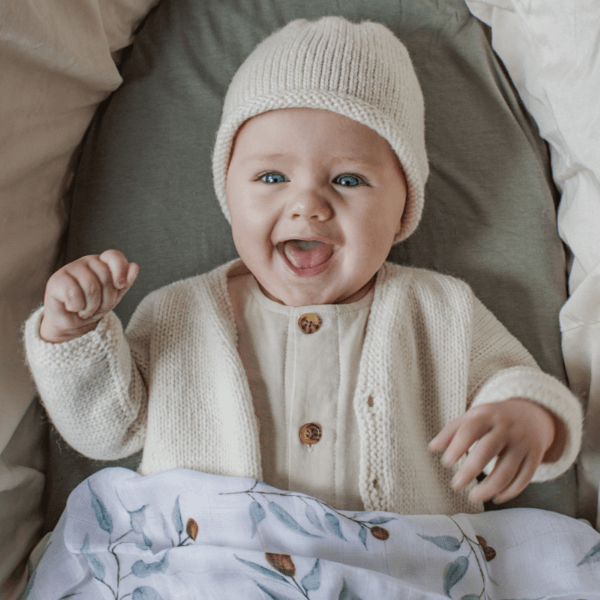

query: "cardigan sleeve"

left=466, top=295, right=583, bottom=482
left=23, top=297, right=153, bottom=461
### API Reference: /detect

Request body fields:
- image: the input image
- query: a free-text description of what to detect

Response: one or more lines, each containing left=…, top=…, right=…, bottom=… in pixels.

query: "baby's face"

left=225, top=108, right=407, bottom=306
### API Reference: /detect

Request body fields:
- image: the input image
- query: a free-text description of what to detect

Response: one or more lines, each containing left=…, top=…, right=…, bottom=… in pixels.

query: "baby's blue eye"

left=335, top=174, right=363, bottom=187
left=260, top=172, right=287, bottom=184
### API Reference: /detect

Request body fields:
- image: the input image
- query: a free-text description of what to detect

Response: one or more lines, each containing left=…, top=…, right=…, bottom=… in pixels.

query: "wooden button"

left=299, top=423, right=322, bottom=445
left=298, top=313, right=322, bottom=334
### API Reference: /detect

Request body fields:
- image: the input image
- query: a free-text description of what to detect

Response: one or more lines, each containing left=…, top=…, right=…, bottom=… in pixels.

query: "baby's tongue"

left=283, top=240, right=333, bottom=269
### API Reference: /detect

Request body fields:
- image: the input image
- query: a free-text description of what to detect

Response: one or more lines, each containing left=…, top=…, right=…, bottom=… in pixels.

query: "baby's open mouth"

left=281, top=239, right=334, bottom=270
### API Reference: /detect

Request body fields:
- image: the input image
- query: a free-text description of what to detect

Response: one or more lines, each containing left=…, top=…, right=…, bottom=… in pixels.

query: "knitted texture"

left=24, top=261, right=582, bottom=515
left=212, top=17, right=428, bottom=243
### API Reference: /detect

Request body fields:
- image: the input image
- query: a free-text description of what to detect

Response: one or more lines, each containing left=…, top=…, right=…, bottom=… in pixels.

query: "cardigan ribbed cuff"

left=24, top=307, right=121, bottom=370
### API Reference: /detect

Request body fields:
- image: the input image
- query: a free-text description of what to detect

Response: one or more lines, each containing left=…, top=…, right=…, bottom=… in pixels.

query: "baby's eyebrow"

left=331, top=156, right=384, bottom=169
left=236, top=153, right=385, bottom=170
left=238, top=153, right=289, bottom=165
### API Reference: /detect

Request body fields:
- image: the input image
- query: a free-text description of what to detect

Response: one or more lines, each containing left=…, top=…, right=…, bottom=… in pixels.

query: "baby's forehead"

left=232, top=108, right=401, bottom=169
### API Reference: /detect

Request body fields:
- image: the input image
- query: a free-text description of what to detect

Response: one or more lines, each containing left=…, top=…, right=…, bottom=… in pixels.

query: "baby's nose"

left=289, top=190, right=332, bottom=221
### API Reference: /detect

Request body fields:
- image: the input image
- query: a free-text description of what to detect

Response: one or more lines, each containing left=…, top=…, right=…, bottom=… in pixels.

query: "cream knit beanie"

left=212, top=16, right=428, bottom=243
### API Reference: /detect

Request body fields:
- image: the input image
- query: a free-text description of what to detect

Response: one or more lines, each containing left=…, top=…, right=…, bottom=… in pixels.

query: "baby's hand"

left=40, top=250, right=138, bottom=343
left=429, top=398, right=557, bottom=505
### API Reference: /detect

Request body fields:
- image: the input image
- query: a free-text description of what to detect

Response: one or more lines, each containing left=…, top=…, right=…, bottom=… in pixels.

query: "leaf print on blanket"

left=39, top=483, right=201, bottom=600
left=127, top=504, right=153, bottom=549
left=418, top=534, right=461, bottom=552
left=167, top=496, right=196, bottom=546
left=419, top=516, right=499, bottom=599
left=236, top=554, right=322, bottom=598
left=443, top=556, right=468, bottom=596
left=304, top=505, right=325, bottom=532
left=132, top=586, right=164, bottom=600
left=89, top=481, right=113, bottom=534
left=235, top=554, right=289, bottom=583
left=268, top=502, right=322, bottom=538
left=172, top=495, right=183, bottom=535
left=324, top=513, right=346, bottom=540
left=222, top=480, right=396, bottom=549
left=81, top=535, right=106, bottom=582
left=337, top=579, right=363, bottom=600
left=301, top=559, right=321, bottom=591
left=578, top=540, right=600, bottom=566
left=129, top=505, right=147, bottom=535
left=250, top=501, right=267, bottom=537
left=131, top=552, right=170, bottom=577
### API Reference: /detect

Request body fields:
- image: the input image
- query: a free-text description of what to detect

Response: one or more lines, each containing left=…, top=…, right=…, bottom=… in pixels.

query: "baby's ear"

left=396, top=169, right=408, bottom=236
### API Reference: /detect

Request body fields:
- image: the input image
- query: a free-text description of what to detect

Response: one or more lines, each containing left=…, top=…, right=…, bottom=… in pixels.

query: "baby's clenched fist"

left=39, top=250, right=138, bottom=343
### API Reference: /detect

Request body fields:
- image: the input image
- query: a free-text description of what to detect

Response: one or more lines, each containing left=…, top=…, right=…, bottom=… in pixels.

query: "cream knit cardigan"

left=24, top=261, right=582, bottom=515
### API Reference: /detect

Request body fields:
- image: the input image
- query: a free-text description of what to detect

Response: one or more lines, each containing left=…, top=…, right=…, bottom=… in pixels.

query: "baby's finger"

left=429, top=418, right=462, bottom=453
left=492, top=455, right=540, bottom=505
left=99, top=249, right=132, bottom=289
left=48, top=272, right=87, bottom=315
left=65, top=262, right=107, bottom=319
left=439, top=417, right=493, bottom=468
left=114, top=262, right=139, bottom=305
left=85, top=257, right=123, bottom=314
left=468, top=449, right=525, bottom=504
left=125, top=261, right=139, bottom=288
left=451, top=430, right=507, bottom=491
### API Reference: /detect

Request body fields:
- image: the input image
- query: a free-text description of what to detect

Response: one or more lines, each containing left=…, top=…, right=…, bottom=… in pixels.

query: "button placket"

left=287, top=308, right=336, bottom=500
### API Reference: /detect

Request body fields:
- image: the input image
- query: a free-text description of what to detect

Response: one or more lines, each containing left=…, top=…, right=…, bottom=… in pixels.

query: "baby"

left=25, top=17, right=582, bottom=516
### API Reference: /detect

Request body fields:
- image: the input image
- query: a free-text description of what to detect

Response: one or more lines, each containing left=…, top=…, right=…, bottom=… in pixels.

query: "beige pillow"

left=0, top=0, right=156, bottom=595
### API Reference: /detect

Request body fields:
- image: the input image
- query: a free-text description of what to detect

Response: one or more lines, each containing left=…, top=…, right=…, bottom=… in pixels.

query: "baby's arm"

left=25, top=250, right=150, bottom=460
left=430, top=295, right=582, bottom=505
left=40, top=249, right=138, bottom=343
